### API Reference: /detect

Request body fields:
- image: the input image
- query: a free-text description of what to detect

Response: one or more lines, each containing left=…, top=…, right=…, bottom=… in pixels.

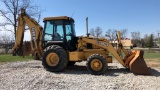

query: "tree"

left=95, top=27, right=103, bottom=37
left=105, top=29, right=128, bottom=41
left=105, top=29, right=117, bottom=40
left=90, top=28, right=95, bottom=36
left=120, top=29, right=128, bottom=40
left=147, top=34, right=154, bottom=48
left=143, top=34, right=148, bottom=47
left=89, top=26, right=103, bottom=38
left=0, top=33, right=14, bottom=53
left=143, top=34, right=154, bottom=48
left=0, top=0, right=42, bottom=40
left=131, top=31, right=141, bottom=47
left=131, top=31, right=141, bottom=40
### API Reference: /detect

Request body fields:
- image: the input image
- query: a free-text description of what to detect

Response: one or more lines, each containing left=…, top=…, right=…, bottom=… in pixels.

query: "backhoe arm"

left=12, top=9, right=43, bottom=59
left=12, top=13, right=25, bottom=55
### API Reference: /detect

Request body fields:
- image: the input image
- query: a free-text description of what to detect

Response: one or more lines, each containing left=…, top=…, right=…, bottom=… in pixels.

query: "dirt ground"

left=145, top=59, right=160, bottom=68
left=0, top=58, right=160, bottom=90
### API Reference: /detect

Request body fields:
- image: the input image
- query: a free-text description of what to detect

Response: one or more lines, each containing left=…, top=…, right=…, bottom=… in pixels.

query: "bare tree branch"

left=0, top=33, right=14, bottom=53
left=120, top=29, right=128, bottom=40
left=105, top=29, right=117, bottom=40
left=90, top=28, right=95, bottom=36
left=3, top=0, right=14, bottom=15
left=89, top=27, right=103, bottom=38
left=0, top=10, right=14, bottom=25
left=0, top=22, right=12, bottom=26
left=0, top=0, right=42, bottom=40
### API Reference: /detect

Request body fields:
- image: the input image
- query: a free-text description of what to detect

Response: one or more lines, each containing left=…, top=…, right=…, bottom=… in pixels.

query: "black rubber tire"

left=86, top=54, right=107, bottom=75
left=42, top=45, right=68, bottom=72
left=67, top=61, right=76, bottom=66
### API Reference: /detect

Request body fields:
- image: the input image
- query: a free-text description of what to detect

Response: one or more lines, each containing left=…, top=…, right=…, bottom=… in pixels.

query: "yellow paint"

left=69, top=49, right=112, bottom=63
left=91, top=59, right=103, bottom=71
left=46, top=52, right=59, bottom=66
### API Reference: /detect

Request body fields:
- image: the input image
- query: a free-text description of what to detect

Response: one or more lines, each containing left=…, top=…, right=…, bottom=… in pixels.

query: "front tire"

left=86, top=54, right=107, bottom=75
left=42, top=45, right=68, bottom=72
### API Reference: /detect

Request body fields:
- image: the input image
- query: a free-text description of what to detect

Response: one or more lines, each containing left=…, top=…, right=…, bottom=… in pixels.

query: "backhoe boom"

left=12, top=9, right=43, bottom=59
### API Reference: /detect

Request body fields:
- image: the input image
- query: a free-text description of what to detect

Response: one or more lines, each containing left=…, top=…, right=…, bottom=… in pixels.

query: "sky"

left=1, top=0, right=160, bottom=40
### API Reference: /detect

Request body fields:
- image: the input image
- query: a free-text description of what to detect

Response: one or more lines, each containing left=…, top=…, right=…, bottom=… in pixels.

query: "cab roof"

left=43, top=16, right=74, bottom=22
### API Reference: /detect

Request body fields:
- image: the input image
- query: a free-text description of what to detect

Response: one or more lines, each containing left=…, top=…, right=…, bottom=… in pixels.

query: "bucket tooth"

left=129, top=50, right=151, bottom=75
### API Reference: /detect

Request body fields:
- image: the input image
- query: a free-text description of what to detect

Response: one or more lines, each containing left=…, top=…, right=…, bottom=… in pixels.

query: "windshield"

left=43, top=19, right=76, bottom=42
left=43, top=20, right=64, bottom=41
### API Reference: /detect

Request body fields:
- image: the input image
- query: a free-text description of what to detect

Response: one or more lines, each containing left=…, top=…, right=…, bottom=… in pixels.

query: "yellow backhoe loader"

left=12, top=9, right=151, bottom=75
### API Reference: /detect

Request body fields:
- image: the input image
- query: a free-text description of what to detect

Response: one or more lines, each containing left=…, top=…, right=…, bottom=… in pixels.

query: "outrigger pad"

left=129, top=50, right=151, bottom=75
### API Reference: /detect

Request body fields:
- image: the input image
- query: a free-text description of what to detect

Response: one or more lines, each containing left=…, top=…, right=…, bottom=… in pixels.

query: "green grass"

left=0, top=54, right=32, bottom=63
left=144, top=52, right=160, bottom=59
left=0, top=52, right=159, bottom=63
left=110, top=51, right=160, bottom=61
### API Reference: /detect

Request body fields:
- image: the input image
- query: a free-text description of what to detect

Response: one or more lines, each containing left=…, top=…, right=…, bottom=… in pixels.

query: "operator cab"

left=43, top=16, right=77, bottom=51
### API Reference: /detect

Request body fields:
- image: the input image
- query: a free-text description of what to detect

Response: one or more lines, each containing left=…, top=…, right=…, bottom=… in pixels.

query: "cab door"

left=64, top=21, right=77, bottom=51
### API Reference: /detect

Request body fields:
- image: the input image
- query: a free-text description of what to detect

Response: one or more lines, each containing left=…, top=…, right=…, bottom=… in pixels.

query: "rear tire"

left=42, top=45, right=68, bottom=72
left=86, top=54, right=107, bottom=75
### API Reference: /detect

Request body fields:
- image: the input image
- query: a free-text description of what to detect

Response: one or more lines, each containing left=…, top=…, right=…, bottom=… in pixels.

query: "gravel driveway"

left=0, top=60, right=160, bottom=90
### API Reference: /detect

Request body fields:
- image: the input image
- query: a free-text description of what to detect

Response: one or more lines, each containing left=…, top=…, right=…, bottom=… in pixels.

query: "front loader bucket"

left=129, top=50, right=151, bottom=75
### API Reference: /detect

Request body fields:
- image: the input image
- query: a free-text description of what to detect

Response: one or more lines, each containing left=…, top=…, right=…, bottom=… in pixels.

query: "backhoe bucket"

left=16, top=41, right=31, bottom=56
left=129, top=50, right=151, bottom=75
left=22, top=41, right=31, bottom=56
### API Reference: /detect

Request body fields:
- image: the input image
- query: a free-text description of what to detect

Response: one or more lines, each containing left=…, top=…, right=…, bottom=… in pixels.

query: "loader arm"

left=80, top=36, right=151, bottom=75
left=80, top=37, right=126, bottom=67
left=12, top=9, right=43, bottom=59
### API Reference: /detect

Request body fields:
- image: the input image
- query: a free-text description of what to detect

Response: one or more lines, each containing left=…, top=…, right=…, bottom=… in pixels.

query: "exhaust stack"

left=86, top=17, right=90, bottom=37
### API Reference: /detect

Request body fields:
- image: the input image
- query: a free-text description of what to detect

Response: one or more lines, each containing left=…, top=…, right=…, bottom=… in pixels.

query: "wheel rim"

left=91, top=59, right=102, bottom=71
left=46, top=52, right=59, bottom=66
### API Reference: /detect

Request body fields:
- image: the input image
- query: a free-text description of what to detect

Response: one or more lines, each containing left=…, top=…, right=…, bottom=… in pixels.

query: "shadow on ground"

left=57, top=65, right=160, bottom=77
left=56, top=65, right=131, bottom=76
left=6, top=61, right=159, bottom=76
left=149, top=68, right=160, bottom=77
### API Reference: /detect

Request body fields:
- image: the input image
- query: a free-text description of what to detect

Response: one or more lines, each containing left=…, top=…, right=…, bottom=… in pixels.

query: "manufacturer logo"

left=31, top=28, right=36, bottom=40
left=96, top=41, right=109, bottom=47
